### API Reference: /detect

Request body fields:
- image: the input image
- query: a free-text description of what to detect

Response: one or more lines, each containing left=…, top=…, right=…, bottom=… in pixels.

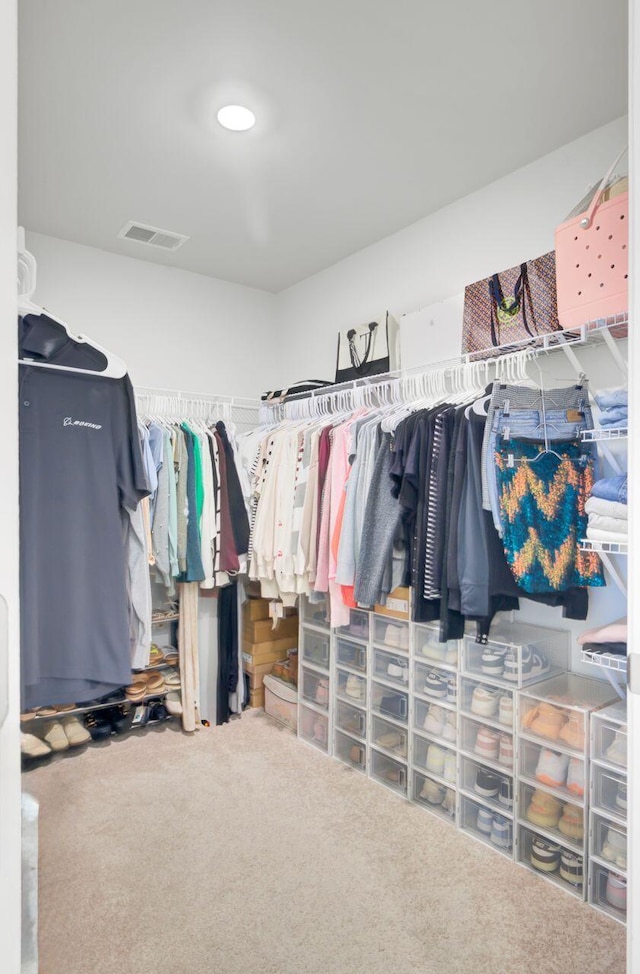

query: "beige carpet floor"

left=24, top=710, right=625, bottom=974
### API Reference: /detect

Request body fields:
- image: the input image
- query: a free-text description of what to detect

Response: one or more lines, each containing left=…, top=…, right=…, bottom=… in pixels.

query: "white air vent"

left=117, top=221, right=189, bottom=251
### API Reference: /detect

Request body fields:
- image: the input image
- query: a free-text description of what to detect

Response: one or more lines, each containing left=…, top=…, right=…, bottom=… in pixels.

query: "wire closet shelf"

left=260, top=314, right=628, bottom=423
left=135, top=386, right=261, bottom=433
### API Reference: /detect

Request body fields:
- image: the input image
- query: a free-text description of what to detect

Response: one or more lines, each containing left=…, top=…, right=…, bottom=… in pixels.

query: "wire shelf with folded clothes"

left=581, top=428, right=628, bottom=442
left=579, top=538, right=628, bottom=554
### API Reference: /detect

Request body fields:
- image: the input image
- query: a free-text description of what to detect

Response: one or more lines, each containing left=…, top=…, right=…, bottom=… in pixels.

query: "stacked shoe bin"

left=410, top=622, right=459, bottom=823
left=368, top=614, right=411, bottom=797
left=333, top=609, right=371, bottom=773
left=298, top=597, right=333, bottom=754
left=588, top=700, right=628, bottom=923
left=517, top=673, right=618, bottom=900
left=458, top=621, right=570, bottom=860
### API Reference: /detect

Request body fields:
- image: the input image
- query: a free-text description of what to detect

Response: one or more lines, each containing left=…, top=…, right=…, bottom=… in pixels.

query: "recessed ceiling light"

left=216, top=105, right=256, bottom=131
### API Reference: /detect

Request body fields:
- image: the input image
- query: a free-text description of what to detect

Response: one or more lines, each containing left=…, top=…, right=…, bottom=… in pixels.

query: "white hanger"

left=17, top=228, right=127, bottom=379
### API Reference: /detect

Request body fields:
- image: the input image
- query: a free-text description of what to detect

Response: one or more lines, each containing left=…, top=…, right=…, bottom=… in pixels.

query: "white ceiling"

left=18, top=0, right=627, bottom=293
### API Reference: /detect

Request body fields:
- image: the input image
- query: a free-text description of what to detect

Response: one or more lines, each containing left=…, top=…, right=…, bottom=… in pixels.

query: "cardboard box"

left=243, top=615, right=298, bottom=643
left=241, top=635, right=298, bottom=666
left=249, top=687, right=265, bottom=709
left=374, top=586, right=411, bottom=621
left=242, top=659, right=279, bottom=690
left=242, top=598, right=271, bottom=622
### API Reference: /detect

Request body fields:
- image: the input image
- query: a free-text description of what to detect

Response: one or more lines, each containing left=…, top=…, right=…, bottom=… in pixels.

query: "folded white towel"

left=585, top=496, right=628, bottom=520
left=586, top=525, right=629, bottom=542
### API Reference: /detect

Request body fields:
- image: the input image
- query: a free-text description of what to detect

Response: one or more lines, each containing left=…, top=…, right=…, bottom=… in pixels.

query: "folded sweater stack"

left=577, top=617, right=627, bottom=657
left=595, top=388, right=628, bottom=429
left=585, top=475, right=628, bottom=543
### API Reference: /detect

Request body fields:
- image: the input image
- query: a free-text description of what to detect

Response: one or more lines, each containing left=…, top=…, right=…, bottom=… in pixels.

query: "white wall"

left=273, top=113, right=630, bottom=676
left=26, top=232, right=278, bottom=398
left=0, top=1, right=22, bottom=972
left=275, top=115, right=628, bottom=386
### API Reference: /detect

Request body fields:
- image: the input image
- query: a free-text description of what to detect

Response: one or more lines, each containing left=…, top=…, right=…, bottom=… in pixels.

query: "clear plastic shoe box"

left=412, top=770, right=457, bottom=824
left=518, top=737, right=585, bottom=805
left=336, top=608, right=370, bottom=643
left=336, top=636, right=367, bottom=673
left=414, top=698, right=457, bottom=747
left=371, top=681, right=408, bottom=725
left=589, top=862, right=627, bottom=924
left=300, top=666, right=330, bottom=711
left=591, top=812, right=627, bottom=871
left=413, top=622, right=460, bottom=670
left=518, top=779, right=584, bottom=853
left=335, top=699, right=366, bottom=740
left=591, top=700, right=628, bottom=771
left=372, top=614, right=410, bottom=651
left=336, top=667, right=367, bottom=707
left=517, top=824, right=586, bottom=899
left=588, top=698, right=627, bottom=924
left=413, top=735, right=457, bottom=786
left=370, top=748, right=407, bottom=797
left=334, top=729, right=367, bottom=774
left=459, top=676, right=514, bottom=732
left=372, top=646, right=410, bottom=689
left=300, top=628, right=331, bottom=671
left=591, top=763, right=627, bottom=823
left=459, top=794, right=513, bottom=858
left=459, top=755, right=514, bottom=818
left=300, top=595, right=329, bottom=630
left=299, top=703, right=329, bottom=753
left=519, top=674, right=617, bottom=761
left=462, top=621, right=569, bottom=688
left=371, top=714, right=408, bottom=761
left=459, top=715, right=514, bottom=775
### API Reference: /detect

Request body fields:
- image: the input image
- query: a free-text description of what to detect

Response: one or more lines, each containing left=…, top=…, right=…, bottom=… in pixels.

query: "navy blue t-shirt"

left=19, top=319, right=149, bottom=708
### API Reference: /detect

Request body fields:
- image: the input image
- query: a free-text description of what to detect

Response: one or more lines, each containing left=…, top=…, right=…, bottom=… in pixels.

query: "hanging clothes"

left=19, top=348, right=150, bottom=708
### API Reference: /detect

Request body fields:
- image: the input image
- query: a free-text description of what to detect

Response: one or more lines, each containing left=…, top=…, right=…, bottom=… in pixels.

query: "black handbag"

left=261, top=379, right=333, bottom=402
left=335, top=312, right=399, bottom=384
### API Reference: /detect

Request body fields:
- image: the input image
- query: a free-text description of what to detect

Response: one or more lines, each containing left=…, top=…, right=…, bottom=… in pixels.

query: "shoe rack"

left=410, top=621, right=459, bottom=824
left=588, top=700, right=628, bottom=922
left=297, top=597, right=624, bottom=919
left=20, top=598, right=183, bottom=763
left=298, top=597, right=332, bottom=755
left=458, top=622, right=569, bottom=861
left=369, top=614, right=411, bottom=799
left=516, top=673, right=618, bottom=901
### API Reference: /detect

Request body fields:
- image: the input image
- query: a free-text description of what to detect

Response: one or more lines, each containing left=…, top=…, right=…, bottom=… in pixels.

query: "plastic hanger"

left=17, top=229, right=127, bottom=379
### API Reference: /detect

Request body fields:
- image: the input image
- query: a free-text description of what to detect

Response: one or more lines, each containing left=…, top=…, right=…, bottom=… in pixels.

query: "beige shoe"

left=165, top=691, right=183, bottom=716
left=61, top=716, right=92, bottom=747
left=21, top=732, right=52, bottom=758
left=42, top=721, right=70, bottom=752
left=163, top=667, right=181, bottom=689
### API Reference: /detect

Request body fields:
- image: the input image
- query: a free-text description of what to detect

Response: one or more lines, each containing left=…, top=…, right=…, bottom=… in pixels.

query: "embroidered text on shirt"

left=63, top=417, right=103, bottom=430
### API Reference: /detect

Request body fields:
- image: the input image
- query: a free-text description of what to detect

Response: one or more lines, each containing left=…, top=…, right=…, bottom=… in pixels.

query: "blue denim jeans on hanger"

left=485, top=402, right=593, bottom=535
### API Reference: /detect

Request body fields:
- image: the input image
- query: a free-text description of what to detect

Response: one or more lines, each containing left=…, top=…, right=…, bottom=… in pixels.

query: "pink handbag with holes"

left=555, top=150, right=628, bottom=330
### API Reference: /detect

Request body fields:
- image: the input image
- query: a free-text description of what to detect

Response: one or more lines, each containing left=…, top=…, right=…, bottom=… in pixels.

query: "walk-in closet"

left=1, top=2, right=638, bottom=973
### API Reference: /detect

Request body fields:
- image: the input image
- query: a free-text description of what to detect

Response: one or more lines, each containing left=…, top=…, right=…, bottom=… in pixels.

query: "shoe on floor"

left=61, top=715, right=92, bottom=747
left=41, top=720, right=70, bottom=752
left=21, top=731, right=52, bottom=758
left=109, top=705, right=134, bottom=734
left=84, top=712, right=113, bottom=741
left=165, top=691, right=183, bottom=716
left=148, top=701, right=171, bottom=723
